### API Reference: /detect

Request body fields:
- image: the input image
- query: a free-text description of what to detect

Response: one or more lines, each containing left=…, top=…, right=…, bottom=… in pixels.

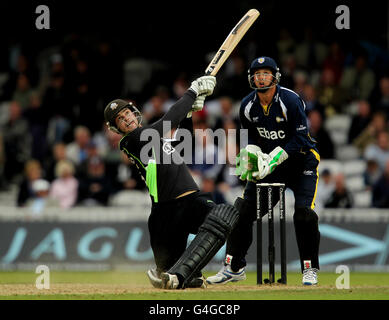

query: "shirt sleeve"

left=148, top=90, right=196, bottom=135
left=283, top=97, right=314, bottom=155
left=239, top=102, right=260, bottom=147
left=123, top=90, right=196, bottom=145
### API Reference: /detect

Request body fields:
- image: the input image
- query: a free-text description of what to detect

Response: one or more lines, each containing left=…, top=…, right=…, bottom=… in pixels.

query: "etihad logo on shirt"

left=257, top=127, right=285, bottom=140
left=296, top=124, right=307, bottom=131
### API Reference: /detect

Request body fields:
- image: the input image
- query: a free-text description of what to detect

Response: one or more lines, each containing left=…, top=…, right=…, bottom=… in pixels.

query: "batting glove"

left=187, top=94, right=207, bottom=117
left=192, top=94, right=207, bottom=112
left=189, top=76, right=216, bottom=97
left=253, top=146, right=288, bottom=180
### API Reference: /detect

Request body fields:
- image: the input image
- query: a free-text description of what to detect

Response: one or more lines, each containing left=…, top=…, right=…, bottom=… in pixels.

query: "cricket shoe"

left=161, top=272, right=180, bottom=289
left=148, top=269, right=206, bottom=289
left=302, top=268, right=318, bottom=285
left=147, top=268, right=163, bottom=288
left=206, top=265, right=246, bottom=285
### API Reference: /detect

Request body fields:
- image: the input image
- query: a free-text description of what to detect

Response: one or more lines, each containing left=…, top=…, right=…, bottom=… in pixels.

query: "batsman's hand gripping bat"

left=205, top=9, right=260, bottom=76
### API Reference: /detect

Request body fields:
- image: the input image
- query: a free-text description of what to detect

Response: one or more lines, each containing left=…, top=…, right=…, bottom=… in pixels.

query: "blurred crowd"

left=1, top=27, right=389, bottom=212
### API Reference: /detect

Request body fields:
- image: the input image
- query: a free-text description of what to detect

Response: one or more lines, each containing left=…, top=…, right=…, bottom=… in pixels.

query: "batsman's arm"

left=149, top=76, right=216, bottom=136
left=149, top=90, right=196, bottom=136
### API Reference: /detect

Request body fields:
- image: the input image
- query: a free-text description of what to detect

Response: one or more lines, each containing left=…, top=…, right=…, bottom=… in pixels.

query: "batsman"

left=104, top=75, right=239, bottom=289
left=206, top=57, right=321, bottom=286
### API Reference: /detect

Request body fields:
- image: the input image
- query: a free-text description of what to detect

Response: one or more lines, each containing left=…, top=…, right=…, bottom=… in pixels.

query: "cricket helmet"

left=104, top=99, right=142, bottom=134
left=248, top=56, right=281, bottom=90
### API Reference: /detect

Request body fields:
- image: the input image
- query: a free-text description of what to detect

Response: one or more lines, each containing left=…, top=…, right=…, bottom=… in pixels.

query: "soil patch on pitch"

left=0, top=284, right=152, bottom=296
left=0, top=283, right=335, bottom=296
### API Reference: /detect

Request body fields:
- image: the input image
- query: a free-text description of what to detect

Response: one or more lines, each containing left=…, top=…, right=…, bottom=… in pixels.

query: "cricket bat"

left=205, top=9, right=260, bottom=76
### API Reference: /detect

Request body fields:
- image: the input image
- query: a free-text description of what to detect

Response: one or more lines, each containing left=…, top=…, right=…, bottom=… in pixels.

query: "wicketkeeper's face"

left=115, top=108, right=139, bottom=133
left=253, top=68, right=275, bottom=89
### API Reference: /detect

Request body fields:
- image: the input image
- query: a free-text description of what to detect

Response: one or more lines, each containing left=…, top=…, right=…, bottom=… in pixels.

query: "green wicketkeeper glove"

left=252, top=146, right=289, bottom=180
left=236, top=145, right=262, bottom=182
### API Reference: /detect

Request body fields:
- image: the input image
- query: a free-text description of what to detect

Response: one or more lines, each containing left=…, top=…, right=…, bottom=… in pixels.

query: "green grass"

left=0, top=270, right=388, bottom=300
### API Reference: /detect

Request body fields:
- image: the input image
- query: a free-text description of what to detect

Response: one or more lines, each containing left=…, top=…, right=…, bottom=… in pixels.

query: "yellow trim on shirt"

left=261, top=102, right=273, bottom=116
left=310, top=149, right=320, bottom=210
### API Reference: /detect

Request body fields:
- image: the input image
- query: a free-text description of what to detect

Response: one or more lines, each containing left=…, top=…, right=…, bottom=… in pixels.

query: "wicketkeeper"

left=206, top=57, right=321, bottom=286
left=104, top=75, right=239, bottom=289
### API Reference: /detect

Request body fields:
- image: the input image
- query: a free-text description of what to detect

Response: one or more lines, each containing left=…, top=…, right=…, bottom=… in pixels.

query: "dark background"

left=1, top=0, right=388, bottom=77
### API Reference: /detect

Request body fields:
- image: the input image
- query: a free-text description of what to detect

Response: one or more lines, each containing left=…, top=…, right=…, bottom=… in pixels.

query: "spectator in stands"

left=77, top=140, right=100, bottom=179
left=12, top=73, right=34, bottom=110
left=215, top=140, right=245, bottom=203
left=44, top=142, right=69, bottom=182
left=353, top=111, right=387, bottom=153
left=201, top=176, right=226, bottom=205
left=42, top=71, right=72, bottom=145
left=189, top=119, right=223, bottom=180
left=294, top=27, right=328, bottom=72
left=372, top=159, right=389, bottom=208
left=302, top=83, right=325, bottom=120
left=72, top=59, right=100, bottom=133
left=364, top=130, right=389, bottom=171
left=17, top=159, right=43, bottom=207
left=321, top=41, right=346, bottom=85
left=114, top=152, right=146, bottom=192
left=0, top=134, right=5, bottom=190
left=212, top=96, right=239, bottom=131
left=78, top=156, right=112, bottom=206
left=23, top=92, right=49, bottom=162
left=348, top=100, right=372, bottom=144
left=143, top=95, right=166, bottom=124
left=316, top=68, right=347, bottom=116
left=2, top=101, right=32, bottom=184
left=279, top=54, right=297, bottom=89
left=307, top=109, right=334, bottom=159
left=172, top=74, right=190, bottom=99
left=363, top=159, right=381, bottom=189
left=66, top=125, right=92, bottom=166
left=0, top=53, right=38, bottom=102
left=142, top=86, right=175, bottom=115
left=316, top=168, right=335, bottom=209
left=373, top=76, right=389, bottom=118
left=49, top=160, right=79, bottom=209
left=28, top=179, right=52, bottom=216
left=93, top=39, right=124, bottom=106
left=94, top=124, right=123, bottom=185
left=324, top=173, right=353, bottom=208
left=23, top=178, right=52, bottom=216
left=340, top=50, right=376, bottom=102
left=276, top=28, right=296, bottom=66
left=293, top=70, right=309, bottom=97
left=216, top=55, right=249, bottom=100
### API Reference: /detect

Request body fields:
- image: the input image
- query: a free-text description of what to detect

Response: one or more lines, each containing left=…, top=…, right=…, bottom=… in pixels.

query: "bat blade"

left=205, top=9, right=260, bottom=76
